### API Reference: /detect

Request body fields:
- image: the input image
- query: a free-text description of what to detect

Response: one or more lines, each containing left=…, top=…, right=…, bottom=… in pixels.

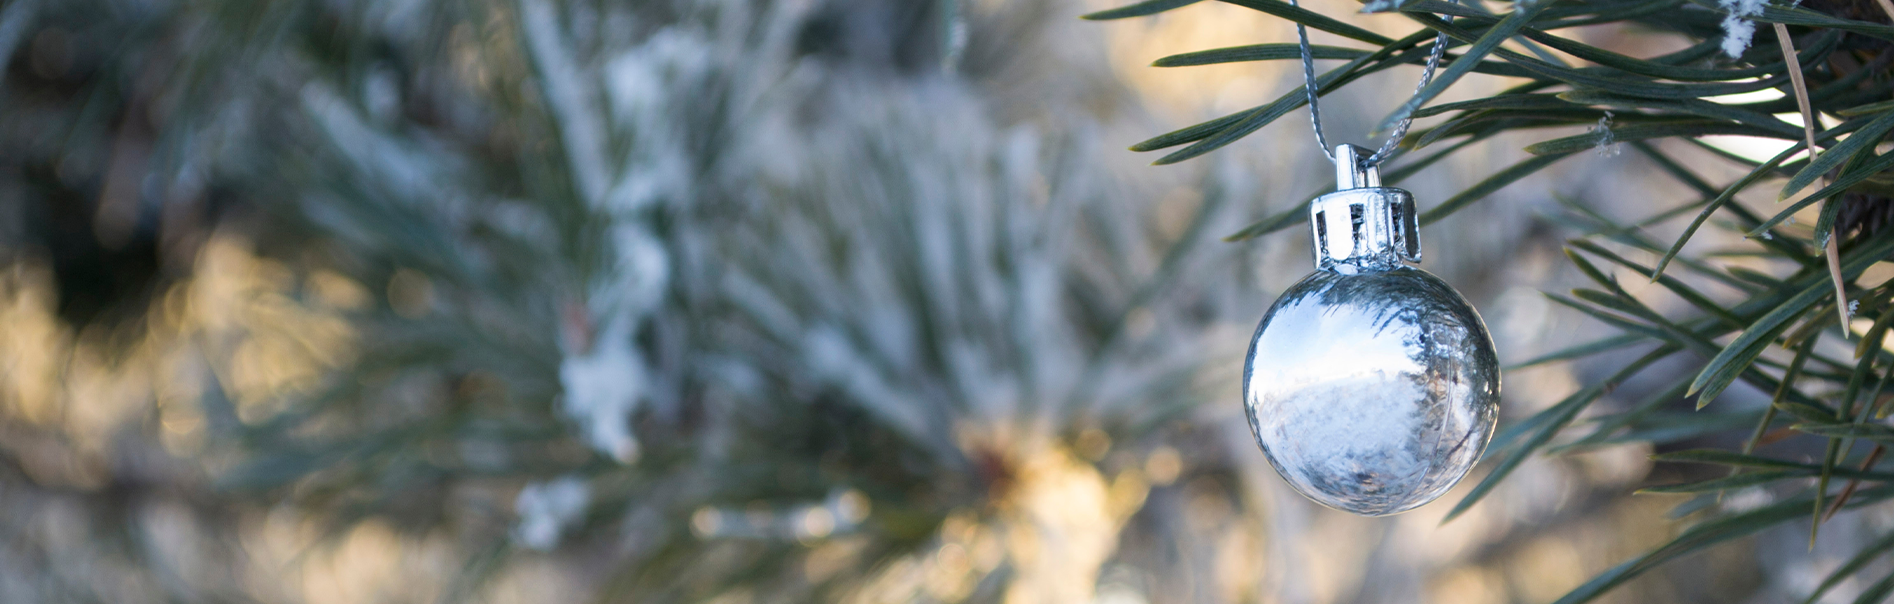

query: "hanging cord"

left=1292, top=0, right=1452, bottom=169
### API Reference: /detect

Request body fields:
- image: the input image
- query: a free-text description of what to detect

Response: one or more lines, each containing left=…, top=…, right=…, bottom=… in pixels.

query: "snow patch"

left=514, top=476, right=590, bottom=550
left=1718, top=0, right=1767, bottom=58
left=560, top=317, right=646, bottom=464
left=1591, top=111, right=1621, bottom=157
left=1720, top=486, right=1774, bottom=513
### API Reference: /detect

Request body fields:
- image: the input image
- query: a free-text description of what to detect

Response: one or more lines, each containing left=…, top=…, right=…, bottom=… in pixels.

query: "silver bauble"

left=1243, top=144, right=1500, bottom=516
left=1244, top=267, right=1499, bottom=516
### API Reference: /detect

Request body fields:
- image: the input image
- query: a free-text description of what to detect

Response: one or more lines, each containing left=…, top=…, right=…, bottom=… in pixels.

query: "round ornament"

left=1243, top=144, right=1500, bottom=516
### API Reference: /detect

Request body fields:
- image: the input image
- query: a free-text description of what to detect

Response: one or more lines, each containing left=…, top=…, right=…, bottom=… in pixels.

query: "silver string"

left=1291, top=2, right=1451, bottom=169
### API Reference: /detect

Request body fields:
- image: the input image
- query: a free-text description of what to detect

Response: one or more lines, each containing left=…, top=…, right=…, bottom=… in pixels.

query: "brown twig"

left=1825, top=444, right=1887, bottom=522
left=1774, top=23, right=1850, bottom=334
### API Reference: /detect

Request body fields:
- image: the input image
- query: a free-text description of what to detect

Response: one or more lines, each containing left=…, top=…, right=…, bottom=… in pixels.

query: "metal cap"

left=1308, top=144, right=1421, bottom=274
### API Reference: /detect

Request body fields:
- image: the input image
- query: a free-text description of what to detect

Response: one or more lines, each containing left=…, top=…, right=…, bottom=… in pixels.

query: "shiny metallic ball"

left=1243, top=267, right=1500, bottom=516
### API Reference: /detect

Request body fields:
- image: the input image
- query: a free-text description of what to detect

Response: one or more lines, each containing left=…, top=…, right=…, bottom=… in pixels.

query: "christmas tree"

left=0, top=0, right=1890, bottom=602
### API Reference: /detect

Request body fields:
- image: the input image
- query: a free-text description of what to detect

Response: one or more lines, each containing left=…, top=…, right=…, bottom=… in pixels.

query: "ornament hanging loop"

left=1309, top=144, right=1422, bottom=275
left=1335, top=142, right=1382, bottom=189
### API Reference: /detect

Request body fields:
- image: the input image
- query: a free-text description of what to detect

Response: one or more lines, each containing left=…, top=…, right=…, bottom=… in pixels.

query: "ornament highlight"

left=1243, top=144, right=1500, bottom=516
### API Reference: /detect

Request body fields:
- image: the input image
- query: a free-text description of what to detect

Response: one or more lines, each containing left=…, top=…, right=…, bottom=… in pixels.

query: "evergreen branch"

left=1222, top=136, right=1479, bottom=241
left=1442, top=346, right=1680, bottom=523
left=1552, top=485, right=1894, bottom=604
left=1683, top=0, right=1894, bottom=41
left=1638, top=470, right=1799, bottom=493
left=1804, top=530, right=1894, bottom=604
left=1410, top=93, right=1577, bottom=118
left=1377, top=0, right=1559, bottom=134
left=1150, top=32, right=1439, bottom=163
left=1504, top=333, right=1645, bottom=370
left=1783, top=110, right=1894, bottom=200
left=1517, top=28, right=1841, bottom=82
left=1152, top=43, right=1367, bottom=67
left=1418, top=151, right=1572, bottom=224
left=1525, top=122, right=1789, bottom=155
left=1551, top=378, right=1695, bottom=453
left=1691, top=230, right=1894, bottom=404
left=1556, top=91, right=1809, bottom=140
left=1652, top=143, right=1802, bottom=281
left=1750, top=152, right=1894, bottom=235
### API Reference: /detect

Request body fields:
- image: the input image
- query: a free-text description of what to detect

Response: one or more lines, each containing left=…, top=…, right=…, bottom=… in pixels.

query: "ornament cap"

left=1309, top=144, right=1421, bottom=274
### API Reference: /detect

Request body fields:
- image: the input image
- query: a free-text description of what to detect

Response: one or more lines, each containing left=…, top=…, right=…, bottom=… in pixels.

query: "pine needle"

left=1726, top=334, right=1819, bottom=502
left=1825, top=445, right=1887, bottom=523
left=1774, top=23, right=1848, bottom=334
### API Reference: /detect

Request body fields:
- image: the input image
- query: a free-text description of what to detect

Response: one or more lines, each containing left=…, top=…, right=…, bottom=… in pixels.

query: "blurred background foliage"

left=1, top=0, right=1891, bottom=602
